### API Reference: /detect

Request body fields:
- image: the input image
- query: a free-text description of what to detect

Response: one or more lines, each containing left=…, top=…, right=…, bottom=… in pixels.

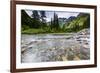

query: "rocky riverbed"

left=21, top=29, right=90, bottom=63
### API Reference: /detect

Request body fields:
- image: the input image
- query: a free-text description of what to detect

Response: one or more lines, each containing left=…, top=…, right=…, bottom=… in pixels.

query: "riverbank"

left=22, top=28, right=79, bottom=34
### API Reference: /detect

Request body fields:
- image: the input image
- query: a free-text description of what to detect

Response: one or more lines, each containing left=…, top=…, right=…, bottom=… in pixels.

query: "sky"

left=25, top=10, right=80, bottom=22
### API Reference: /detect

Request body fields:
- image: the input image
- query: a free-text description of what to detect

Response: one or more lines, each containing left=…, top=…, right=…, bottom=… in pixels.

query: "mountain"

left=63, top=13, right=90, bottom=32
left=48, top=17, right=77, bottom=29
left=47, top=18, right=68, bottom=28
left=59, top=18, right=67, bottom=22
left=67, top=16, right=76, bottom=22
left=21, top=10, right=32, bottom=26
left=21, top=10, right=34, bottom=30
left=58, top=17, right=76, bottom=29
left=58, top=18, right=67, bottom=28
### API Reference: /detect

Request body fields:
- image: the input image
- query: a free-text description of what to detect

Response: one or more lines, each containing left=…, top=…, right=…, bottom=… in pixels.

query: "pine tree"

left=31, top=10, right=41, bottom=28
left=21, top=10, right=32, bottom=30
left=53, top=12, right=59, bottom=30
left=40, top=11, right=47, bottom=28
left=50, top=18, right=53, bottom=29
left=32, top=10, right=40, bottom=20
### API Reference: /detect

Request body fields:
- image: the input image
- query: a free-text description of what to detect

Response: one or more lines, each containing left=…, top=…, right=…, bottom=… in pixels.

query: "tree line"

left=21, top=10, right=90, bottom=34
left=21, top=10, right=60, bottom=32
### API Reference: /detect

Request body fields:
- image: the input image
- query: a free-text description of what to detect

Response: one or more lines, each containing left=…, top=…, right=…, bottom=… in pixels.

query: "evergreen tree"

left=53, top=12, right=59, bottom=30
left=50, top=18, right=53, bottom=29
left=21, top=10, right=32, bottom=30
left=40, top=11, right=47, bottom=28
left=32, top=10, right=40, bottom=20
left=40, top=11, right=46, bottom=22
left=31, top=10, right=41, bottom=28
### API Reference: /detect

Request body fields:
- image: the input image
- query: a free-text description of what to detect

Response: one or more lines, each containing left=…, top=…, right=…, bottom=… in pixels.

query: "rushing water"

left=21, top=32, right=90, bottom=63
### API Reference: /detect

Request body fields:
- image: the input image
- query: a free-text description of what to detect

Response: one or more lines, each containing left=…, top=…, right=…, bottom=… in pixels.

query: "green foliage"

left=21, top=10, right=32, bottom=27
left=50, top=12, right=60, bottom=31
left=22, top=25, right=30, bottom=30
left=32, top=10, right=40, bottom=20
left=31, top=10, right=41, bottom=28
left=21, top=10, right=90, bottom=34
left=64, top=13, right=90, bottom=32
left=22, top=28, right=46, bottom=34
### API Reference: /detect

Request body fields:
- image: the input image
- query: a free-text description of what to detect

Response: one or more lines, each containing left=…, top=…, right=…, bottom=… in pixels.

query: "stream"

left=21, top=29, right=90, bottom=63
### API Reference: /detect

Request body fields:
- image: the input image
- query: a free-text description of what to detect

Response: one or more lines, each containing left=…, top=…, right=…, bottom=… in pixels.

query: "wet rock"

left=73, top=56, right=80, bottom=60
left=61, top=55, right=68, bottom=61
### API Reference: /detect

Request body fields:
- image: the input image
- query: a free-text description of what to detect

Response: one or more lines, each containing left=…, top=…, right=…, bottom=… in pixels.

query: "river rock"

left=21, top=28, right=90, bottom=62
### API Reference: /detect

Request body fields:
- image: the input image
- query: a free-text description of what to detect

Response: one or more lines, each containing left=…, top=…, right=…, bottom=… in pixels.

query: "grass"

left=21, top=26, right=87, bottom=34
left=22, top=28, right=68, bottom=34
left=22, top=28, right=46, bottom=34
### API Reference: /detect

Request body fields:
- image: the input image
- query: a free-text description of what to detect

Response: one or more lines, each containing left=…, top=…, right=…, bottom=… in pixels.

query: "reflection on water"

left=21, top=30, right=90, bottom=63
